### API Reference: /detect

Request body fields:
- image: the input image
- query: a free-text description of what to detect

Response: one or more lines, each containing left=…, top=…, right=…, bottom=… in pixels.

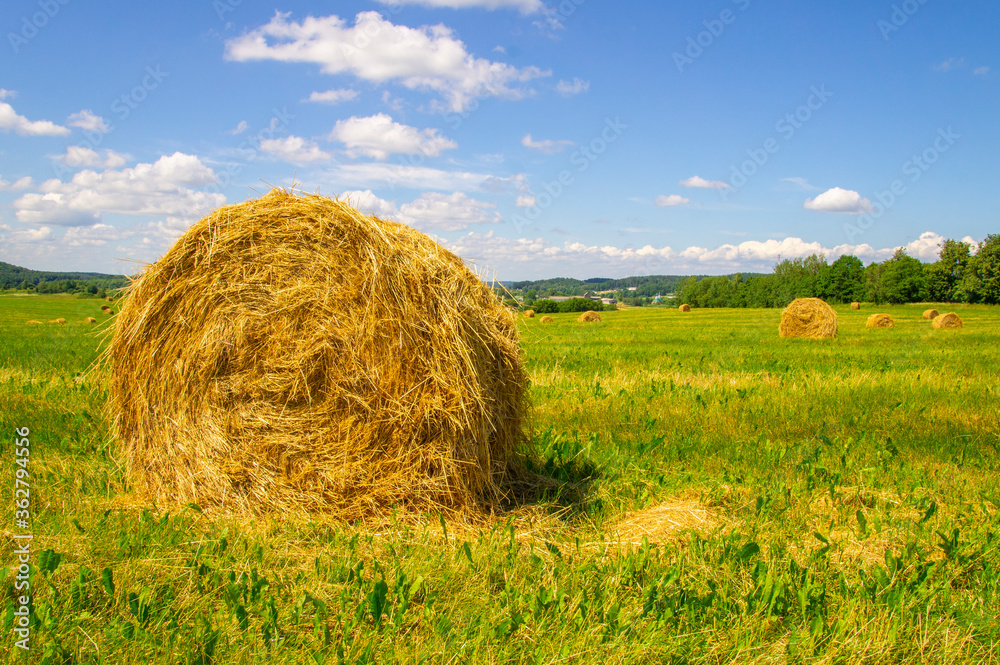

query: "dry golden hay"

left=523, top=309, right=535, bottom=318
left=25, top=320, right=42, bottom=325
left=84, top=317, right=98, bottom=324
left=923, top=308, right=939, bottom=320
left=850, top=302, right=861, bottom=310
left=48, top=318, right=66, bottom=324
left=577, top=310, right=601, bottom=323
left=932, top=312, right=963, bottom=329
left=100, top=305, right=110, bottom=311
left=778, top=297, right=837, bottom=339
left=866, top=313, right=894, bottom=328
left=106, top=309, right=115, bottom=315
left=540, top=316, right=554, bottom=323
left=107, top=189, right=530, bottom=517
left=611, top=500, right=719, bottom=545
left=678, top=303, right=691, bottom=312
left=106, top=296, right=114, bottom=302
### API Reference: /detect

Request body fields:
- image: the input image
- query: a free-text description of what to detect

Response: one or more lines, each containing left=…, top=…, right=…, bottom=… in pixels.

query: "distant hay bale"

left=578, top=311, right=601, bottom=323
left=48, top=318, right=66, bottom=324
left=932, top=312, right=963, bottom=329
left=100, top=305, right=110, bottom=312
left=84, top=317, right=98, bottom=324
left=850, top=302, right=861, bottom=310
left=106, top=309, right=115, bottom=315
left=523, top=309, right=535, bottom=318
left=107, top=189, right=529, bottom=517
left=26, top=320, right=42, bottom=325
left=106, top=296, right=114, bottom=302
left=540, top=316, right=554, bottom=323
left=922, top=308, right=939, bottom=320
left=866, top=313, right=894, bottom=328
left=679, top=304, right=691, bottom=312
left=779, top=298, right=837, bottom=339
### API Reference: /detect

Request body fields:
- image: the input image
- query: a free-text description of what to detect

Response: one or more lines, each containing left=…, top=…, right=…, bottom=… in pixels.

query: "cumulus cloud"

left=326, top=161, right=522, bottom=192
left=654, top=194, right=690, bottom=207
left=679, top=175, right=730, bottom=190
left=67, top=110, right=110, bottom=133
left=339, top=189, right=399, bottom=219
left=399, top=191, right=501, bottom=231
left=0, top=176, right=34, bottom=191
left=225, top=12, right=549, bottom=112
left=521, top=133, right=574, bottom=154
left=555, top=78, right=589, bottom=96
left=14, top=152, right=223, bottom=226
left=0, top=102, right=70, bottom=136
left=259, top=135, right=332, bottom=164
left=0, top=89, right=16, bottom=100
left=374, top=0, right=544, bottom=12
left=329, top=114, right=457, bottom=160
left=306, top=88, right=359, bottom=104
left=515, top=195, right=536, bottom=207
left=803, top=187, right=873, bottom=214
left=56, top=146, right=129, bottom=168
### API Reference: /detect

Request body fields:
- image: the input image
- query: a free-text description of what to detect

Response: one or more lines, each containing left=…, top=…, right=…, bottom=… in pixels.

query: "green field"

left=2, top=295, right=999, bottom=663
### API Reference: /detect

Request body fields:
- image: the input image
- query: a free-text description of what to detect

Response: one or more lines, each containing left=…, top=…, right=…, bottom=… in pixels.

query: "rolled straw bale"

left=26, top=320, right=41, bottom=325
left=679, top=304, right=691, bottom=312
left=850, top=302, right=861, bottom=310
left=578, top=311, right=601, bottom=323
left=540, top=316, right=554, bottom=323
left=84, top=317, right=98, bottom=324
left=866, top=313, right=894, bottom=328
left=107, top=189, right=529, bottom=517
left=778, top=298, right=837, bottom=339
left=523, top=309, right=535, bottom=318
left=922, top=308, right=939, bottom=320
left=101, top=305, right=110, bottom=312
left=48, top=318, right=66, bottom=324
left=932, top=312, right=963, bottom=329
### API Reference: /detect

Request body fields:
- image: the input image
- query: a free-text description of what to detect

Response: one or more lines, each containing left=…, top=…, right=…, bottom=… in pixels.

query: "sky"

left=0, top=0, right=997, bottom=280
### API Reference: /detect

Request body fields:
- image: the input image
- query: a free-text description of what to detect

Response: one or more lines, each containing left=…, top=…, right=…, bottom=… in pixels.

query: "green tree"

left=971, top=234, right=1000, bottom=304
left=823, top=255, right=865, bottom=303
left=926, top=238, right=972, bottom=302
left=864, top=261, right=887, bottom=305
left=881, top=248, right=926, bottom=304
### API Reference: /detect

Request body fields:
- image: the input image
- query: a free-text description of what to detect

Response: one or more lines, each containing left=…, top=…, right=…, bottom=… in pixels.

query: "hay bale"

left=679, top=304, right=691, bottom=312
left=866, top=313, right=894, bottom=328
left=540, top=316, right=554, bottom=323
left=778, top=298, right=837, bottom=339
left=106, top=309, right=115, bottom=315
left=850, top=302, right=861, bottom=310
left=932, top=312, right=963, bottom=329
left=523, top=309, right=535, bottom=318
left=48, top=318, right=66, bottom=324
left=107, top=189, right=529, bottom=517
left=922, top=308, right=939, bottom=320
left=84, top=317, right=98, bottom=324
left=100, top=305, right=110, bottom=312
left=26, top=320, right=42, bottom=325
left=578, top=311, right=601, bottom=323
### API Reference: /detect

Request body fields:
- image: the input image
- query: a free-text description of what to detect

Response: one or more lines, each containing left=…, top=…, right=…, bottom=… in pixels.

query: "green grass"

left=2, top=296, right=999, bottom=663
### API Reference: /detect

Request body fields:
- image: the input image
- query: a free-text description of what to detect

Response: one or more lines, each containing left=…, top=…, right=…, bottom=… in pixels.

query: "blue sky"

left=1, top=0, right=996, bottom=279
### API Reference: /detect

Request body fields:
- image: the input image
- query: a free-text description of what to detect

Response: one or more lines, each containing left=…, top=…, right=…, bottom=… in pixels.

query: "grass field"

left=2, top=295, right=999, bottom=663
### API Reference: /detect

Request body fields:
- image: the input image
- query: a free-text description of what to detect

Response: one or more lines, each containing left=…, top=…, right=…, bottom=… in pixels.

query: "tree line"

left=676, top=235, right=1000, bottom=308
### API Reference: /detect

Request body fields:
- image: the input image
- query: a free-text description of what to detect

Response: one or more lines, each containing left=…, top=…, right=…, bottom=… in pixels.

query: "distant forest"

left=0, top=261, right=129, bottom=295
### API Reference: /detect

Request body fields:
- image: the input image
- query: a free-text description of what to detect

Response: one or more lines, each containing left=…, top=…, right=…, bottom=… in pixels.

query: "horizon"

left=1, top=1, right=996, bottom=280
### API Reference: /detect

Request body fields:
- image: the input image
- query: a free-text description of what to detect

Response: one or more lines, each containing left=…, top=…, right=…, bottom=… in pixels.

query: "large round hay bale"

left=84, top=317, right=98, bottom=324
left=922, top=308, right=939, bottom=320
left=679, top=304, right=691, bottom=312
left=850, top=302, right=861, bottom=310
left=48, top=318, right=66, bottom=324
left=778, top=298, right=837, bottom=339
left=578, top=311, right=601, bottom=323
left=523, top=309, right=535, bottom=318
left=100, top=305, right=110, bottom=312
left=108, top=190, right=529, bottom=516
left=540, top=316, right=554, bottom=323
left=932, top=312, right=963, bottom=329
left=866, top=313, right=894, bottom=328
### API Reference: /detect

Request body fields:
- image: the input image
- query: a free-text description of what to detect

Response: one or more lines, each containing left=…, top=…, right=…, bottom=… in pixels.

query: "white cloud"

left=803, top=187, right=873, bottom=214
left=339, top=189, right=399, bottom=219
left=326, top=161, right=521, bottom=193
left=14, top=152, right=223, bottom=226
left=654, top=194, right=690, bottom=207
left=521, top=133, right=574, bottom=154
left=228, top=120, right=249, bottom=135
left=0, top=102, right=70, bottom=137
left=306, top=88, right=359, bottom=104
left=0, top=225, right=54, bottom=243
left=225, top=12, right=549, bottom=112
left=63, top=223, right=122, bottom=247
left=555, top=78, right=590, bottom=96
left=0, top=89, right=16, bottom=100
left=0, top=176, right=34, bottom=191
left=399, top=191, right=501, bottom=231
left=259, top=135, right=332, bottom=164
left=373, top=0, right=544, bottom=12
left=56, top=146, right=129, bottom=168
left=933, top=57, right=964, bottom=72
left=974, top=66, right=990, bottom=76
left=515, top=195, right=536, bottom=207
left=329, top=114, right=457, bottom=160
left=67, top=110, right=110, bottom=133
left=679, top=175, right=731, bottom=190
left=780, top=176, right=820, bottom=191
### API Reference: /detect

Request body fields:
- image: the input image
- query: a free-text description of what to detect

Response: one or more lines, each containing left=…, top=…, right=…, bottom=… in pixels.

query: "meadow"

left=2, top=294, right=999, bottom=664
